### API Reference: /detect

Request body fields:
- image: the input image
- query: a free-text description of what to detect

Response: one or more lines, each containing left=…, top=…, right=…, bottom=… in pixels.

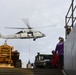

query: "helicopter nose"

left=42, top=33, right=46, bottom=37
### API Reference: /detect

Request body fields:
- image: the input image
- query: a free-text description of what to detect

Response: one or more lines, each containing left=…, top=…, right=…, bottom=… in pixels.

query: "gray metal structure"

left=64, top=0, right=76, bottom=75
left=65, top=0, right=76, bottom=39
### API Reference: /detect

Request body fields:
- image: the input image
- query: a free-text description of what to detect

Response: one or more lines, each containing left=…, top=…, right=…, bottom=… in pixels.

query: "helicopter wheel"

left=33, top=38, right=36, bottom=41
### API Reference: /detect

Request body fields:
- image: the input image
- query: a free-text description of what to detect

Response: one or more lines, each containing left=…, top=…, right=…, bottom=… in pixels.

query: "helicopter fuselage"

left=1, top=29, right=45, bottom=41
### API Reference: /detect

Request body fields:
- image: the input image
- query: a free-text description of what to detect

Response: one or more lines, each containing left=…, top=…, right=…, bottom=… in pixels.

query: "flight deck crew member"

left=51, top=50, right=60, bottom=69
left=55, top=37, right=64, bottom=69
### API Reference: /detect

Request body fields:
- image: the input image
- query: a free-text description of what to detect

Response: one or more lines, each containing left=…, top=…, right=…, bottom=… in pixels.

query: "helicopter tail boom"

left=0, top=33, right=4, bottom=38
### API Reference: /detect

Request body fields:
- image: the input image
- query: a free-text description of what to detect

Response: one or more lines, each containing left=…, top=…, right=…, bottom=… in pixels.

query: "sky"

left=0, top=0, right=73, bottom=68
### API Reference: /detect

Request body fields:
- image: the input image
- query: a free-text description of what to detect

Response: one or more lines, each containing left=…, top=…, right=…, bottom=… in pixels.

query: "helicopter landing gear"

left=33, top=38, right=36, bottom=41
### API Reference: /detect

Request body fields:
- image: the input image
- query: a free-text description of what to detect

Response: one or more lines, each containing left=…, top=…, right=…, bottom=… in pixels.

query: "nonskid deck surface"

left=0, top=68, right=64, bottom=75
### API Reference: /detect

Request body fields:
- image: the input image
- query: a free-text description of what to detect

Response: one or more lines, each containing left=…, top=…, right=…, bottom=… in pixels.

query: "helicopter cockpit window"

left=27, top=31, right=33, bottom=36
left=39, top=31, right=42, bottom=33
left=16, top=31, right=23, bottom=34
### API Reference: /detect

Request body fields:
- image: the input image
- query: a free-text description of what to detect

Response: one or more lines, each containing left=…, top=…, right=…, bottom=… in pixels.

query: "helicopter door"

left=27, top=31, right=33, bottom=37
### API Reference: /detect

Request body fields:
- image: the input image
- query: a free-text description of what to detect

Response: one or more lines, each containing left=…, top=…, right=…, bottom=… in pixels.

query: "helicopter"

left=0, top=19, right=46, bottom=41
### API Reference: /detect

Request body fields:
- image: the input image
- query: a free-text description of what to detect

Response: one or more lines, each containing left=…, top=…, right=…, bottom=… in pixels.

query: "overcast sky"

left=0, top=0, right=72, bottom=68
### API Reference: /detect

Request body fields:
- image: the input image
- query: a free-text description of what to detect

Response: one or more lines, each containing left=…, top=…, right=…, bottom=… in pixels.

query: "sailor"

left=51, top=50, right=60, bottom=69
left=55, top=37, right=64, bottom=69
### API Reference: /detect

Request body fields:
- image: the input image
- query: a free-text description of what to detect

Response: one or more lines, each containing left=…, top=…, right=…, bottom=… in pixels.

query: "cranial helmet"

left=59, top=37, right=64, bottom=41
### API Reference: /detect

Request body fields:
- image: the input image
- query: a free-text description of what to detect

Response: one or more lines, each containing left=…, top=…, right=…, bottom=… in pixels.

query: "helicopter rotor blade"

left=21, top=18, right=33, bottom=29
left=4, top=27, right=26, bottom=29
left=42, top=24, right=56, bottom=28
left=35, top=24, right=57, bottom=29
left=21, top=18, right=30, bottom=28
